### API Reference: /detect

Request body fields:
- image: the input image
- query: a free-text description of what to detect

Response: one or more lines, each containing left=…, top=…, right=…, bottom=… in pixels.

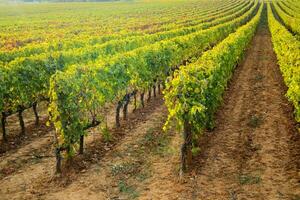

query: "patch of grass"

left=258, top=55, right=270, bottom=61
left=153, top=133, right=170, bottom=156
left=136, top=171, right=151, bottom=182
left=138, top=127, right=171, bottom=156
left=118, top=180, right=139, bottom=199
left=100, top=124, right=112, bottom=142
left=192, top=147, right=201, bottom=156
left=247, top=115, right=263, bottom=128
left=238, top=174, right=261, bottom=185
left=111, top=162, right=138, bottom=176
left=141, top=128, right=155, bottom=144
left=254, top=74, right=264, bottom=81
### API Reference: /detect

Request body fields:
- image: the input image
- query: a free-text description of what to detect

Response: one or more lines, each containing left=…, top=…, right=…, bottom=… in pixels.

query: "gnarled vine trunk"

left=123, top=94, right=130, bottom=120
left=18, top=107, right=25, bottom=136
left=181, top=119, right=193, bottom=174
left=140, top=92, right=145, bottom=108
left=55, top=147, right=62, bottom=174
left=158, top=82, right=161, bottom=94
left=32, top=102, right=39, bottom=126
left=1, top=112, right=7, bottom=142
left=148, top=87, right=152, bottom=101
left=133, top=91, right=137, bottom=111
left=79, top=135, right=84, bottom=154
left=116, top=100, right=123, bottom=128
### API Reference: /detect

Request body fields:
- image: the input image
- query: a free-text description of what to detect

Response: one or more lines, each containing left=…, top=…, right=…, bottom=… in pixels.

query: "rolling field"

left=0, top=0, right=299, bottom=199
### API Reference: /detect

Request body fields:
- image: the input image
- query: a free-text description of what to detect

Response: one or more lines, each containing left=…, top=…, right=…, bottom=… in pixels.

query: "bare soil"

left=133, top=9, right=300, bottom=200
left=181, top=10, right=300, bottom=200
left=0, top=95, right=167, bottom=200
left=0, top=102, right=51, bottom=155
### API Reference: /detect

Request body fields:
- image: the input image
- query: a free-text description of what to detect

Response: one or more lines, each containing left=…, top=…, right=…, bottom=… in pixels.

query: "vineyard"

left=0, top=0, right=299, bottom=199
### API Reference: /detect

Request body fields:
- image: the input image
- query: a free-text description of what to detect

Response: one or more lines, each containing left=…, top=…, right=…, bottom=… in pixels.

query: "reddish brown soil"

left=180, top=11, right=300, bottom=200
left=0, top=102, right=51, bottom=155
left=0, top=95, right=167, bottom=200
left=128, top=9, right=299, bottom=200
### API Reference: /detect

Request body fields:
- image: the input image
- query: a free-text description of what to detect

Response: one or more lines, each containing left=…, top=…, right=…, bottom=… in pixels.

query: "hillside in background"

left=2, top=0, right=123, bottom=3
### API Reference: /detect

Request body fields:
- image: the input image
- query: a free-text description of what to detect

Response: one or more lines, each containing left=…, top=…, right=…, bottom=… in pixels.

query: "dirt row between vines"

left=40, top=11, right=300, bottom=199
left=0, top=92, right=164, bottom=177
left=181, top=9, right=300, bottom=200
left=0, top=102, right=126, bottom=178
left=0, top=96, right=177, bottom=200
left=0, top=103, right=51, bottom=155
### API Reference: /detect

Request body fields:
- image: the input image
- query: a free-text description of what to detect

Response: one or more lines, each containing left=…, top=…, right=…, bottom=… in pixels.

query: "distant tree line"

left=22, top=0, right=121, bottom=2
